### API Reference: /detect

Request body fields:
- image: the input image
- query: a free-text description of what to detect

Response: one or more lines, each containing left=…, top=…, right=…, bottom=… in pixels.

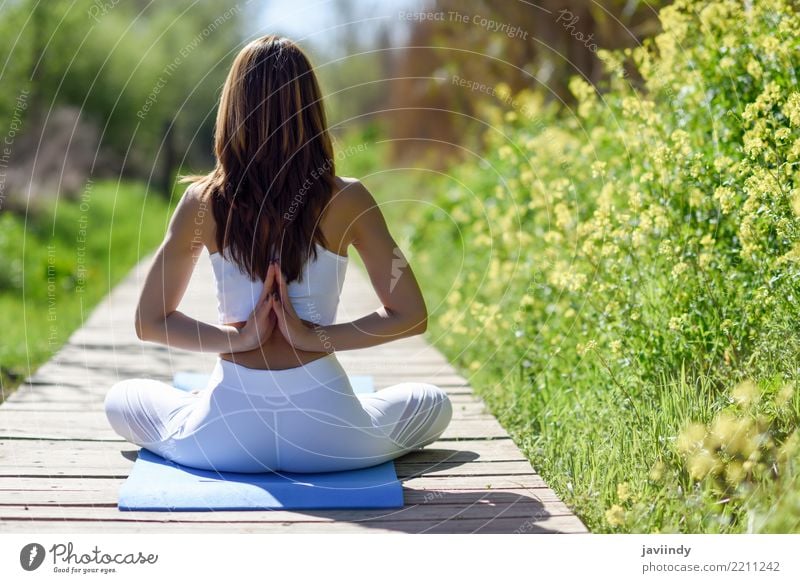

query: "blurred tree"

left=384, top=0, right=668, bottom=166
left=0, top=0, right=247, bottom=203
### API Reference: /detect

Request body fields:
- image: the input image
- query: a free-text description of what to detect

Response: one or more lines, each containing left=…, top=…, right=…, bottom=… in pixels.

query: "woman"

left=103, top=35, right=452, bottom=474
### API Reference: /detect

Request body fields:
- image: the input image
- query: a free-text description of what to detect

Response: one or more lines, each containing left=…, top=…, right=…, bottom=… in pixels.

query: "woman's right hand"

left=231, top=262, right=277, bottom=352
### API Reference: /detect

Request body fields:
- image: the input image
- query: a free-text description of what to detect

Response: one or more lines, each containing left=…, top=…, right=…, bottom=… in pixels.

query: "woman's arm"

left=272, top=180, right=428, bottom=352
left=135, top=185, right=276, bottom=353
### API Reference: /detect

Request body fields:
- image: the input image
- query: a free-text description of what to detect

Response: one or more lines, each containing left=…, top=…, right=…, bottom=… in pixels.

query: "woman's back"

left=107, top=35, right=451, bottom=475
left=199, top=175, right=356, bottom=371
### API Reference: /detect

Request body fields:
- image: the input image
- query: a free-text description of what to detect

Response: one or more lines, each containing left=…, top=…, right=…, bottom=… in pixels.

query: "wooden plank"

left=0, top=460, right=536, bottom=479
left=0, top=406, right=498, bottom=431
left=404, top=475, right=549, bottom=489
left=0, top=398, right=492, bottom=419
left=0, top=474, right=552, bottom=506
left=0, top=391, right=488, bottom=410
left=0, top=404, right=490, bottom=420
left=0, top=515, right=586, bottom=534
left=0, top=435, right=524, bottom=454
left=0, top=411, right=510, bottom=440
left=398, top=461, right=535, bottom=478
left=0, top=487, right=563, bottom=505
left=403, top=487, right=564, bottom=504
left=0, top=438, right=528, bottom=474
left=21, top=367, right=471, bottom=388
left=0, top=486, right=567, bottom=507
left=5, top=385, right=476, bottom=402
left=0, top=440, right=544, bottom=477
left=0, top=498, right=576, bottom=522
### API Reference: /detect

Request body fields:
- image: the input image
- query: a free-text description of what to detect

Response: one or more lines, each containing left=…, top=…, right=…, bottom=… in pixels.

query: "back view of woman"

left=103, top=34, right=452, bottom=473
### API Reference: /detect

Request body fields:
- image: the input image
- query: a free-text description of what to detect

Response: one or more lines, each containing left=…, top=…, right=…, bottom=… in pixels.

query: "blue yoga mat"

left=116, top=372, right=403, bottom=511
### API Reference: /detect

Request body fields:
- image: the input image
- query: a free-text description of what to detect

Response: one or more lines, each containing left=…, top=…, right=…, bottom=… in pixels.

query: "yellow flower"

left=668, top=316, right=684, bottom=331
left=784, top=93, right=800, bottom=127
left=746, top=58, right=763, bottom=79
left=605, top=504, right=626, bottom=528
left=649, top=461, right=665, bottom=482
left=568, top=76, right=596, bottom=103
left=713, top=186, right=737, bottom=214
left=760, top=36, right=780, bottom=54
left=495, top=82, right=511, bottom=101
left=671, top=261, right=689, bottom=277
left=554, top=202, right=573, bottom=231
left=777, top=431, right=799, bottom=464
left=676, top=422, right=706, bottom=455
left=775, top=383, right=794, bottom=408
left=688, top=188, right=703, bottom=208
left=670, top=129, right=691, bottom=157
left=452, top=207, right=470, bottom=223
left=658, top=239, right=674, bottom=257
left=616, top=482, right=631, bottom=502
left=731, top=379, right=759, bottom=408
left=707, top=411, right=740, bottom=447
left=725, top=461, right=746, bottom=485
left=713, top=156, right=733, bottom=172
left=576, top=340, right=597, bottom=356
left=688, top=449, right=720, bottom=481
left=710, top=413, right=758, bottom=459
left=591, top=160, right=607, bottom=178
left=790, top=189, right=800, bottom=217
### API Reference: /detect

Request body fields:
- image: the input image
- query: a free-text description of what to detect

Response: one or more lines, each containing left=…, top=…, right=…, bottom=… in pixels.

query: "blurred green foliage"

left=0, top=0, right=246, bottom=179
left=0, top=179, right=172, bottom=397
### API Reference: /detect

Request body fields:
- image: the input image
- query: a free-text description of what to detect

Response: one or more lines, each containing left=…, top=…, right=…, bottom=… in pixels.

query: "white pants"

left=104, top=353, right=453, bottom=473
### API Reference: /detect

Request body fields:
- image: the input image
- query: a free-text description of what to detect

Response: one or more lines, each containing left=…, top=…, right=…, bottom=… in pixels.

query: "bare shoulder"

left=327, top=176, right=390, bottom=250
left=183, top=180, right=212, bottom=210
left=329, top=175, right=378, bottom=217
left=169, top=180, right=215, bottom=252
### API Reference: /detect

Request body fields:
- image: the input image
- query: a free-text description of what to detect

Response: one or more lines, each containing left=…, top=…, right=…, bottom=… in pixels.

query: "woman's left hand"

left=271, top=261, right=318, bottom=351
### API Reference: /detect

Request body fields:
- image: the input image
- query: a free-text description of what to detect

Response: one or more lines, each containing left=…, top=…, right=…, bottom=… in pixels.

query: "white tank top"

left=209, top=242, right=348, bottom=325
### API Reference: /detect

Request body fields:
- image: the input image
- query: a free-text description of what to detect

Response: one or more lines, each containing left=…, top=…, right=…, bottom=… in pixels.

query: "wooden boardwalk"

left=0, top=250, right=587, bottom=533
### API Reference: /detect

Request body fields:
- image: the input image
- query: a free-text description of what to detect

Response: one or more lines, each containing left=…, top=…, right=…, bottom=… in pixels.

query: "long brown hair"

left=179, top=34, right=336, bottom=283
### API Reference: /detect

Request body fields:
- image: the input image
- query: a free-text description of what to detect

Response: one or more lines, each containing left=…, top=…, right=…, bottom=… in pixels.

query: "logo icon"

left=390, top=246, right=408, bottom=292
left=20, top=543, right=46, bottom=571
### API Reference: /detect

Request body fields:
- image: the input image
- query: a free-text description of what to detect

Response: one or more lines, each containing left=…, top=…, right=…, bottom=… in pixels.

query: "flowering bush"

left=407, top=0, right=800, bottom=531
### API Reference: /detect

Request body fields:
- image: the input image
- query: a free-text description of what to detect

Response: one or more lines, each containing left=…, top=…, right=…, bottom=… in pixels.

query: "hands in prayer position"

left=234, top=260, right=319, bottom=353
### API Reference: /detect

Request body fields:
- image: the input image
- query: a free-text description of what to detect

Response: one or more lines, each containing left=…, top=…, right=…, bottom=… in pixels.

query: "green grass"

left=352, top=159, right=800, bottom=533
left=0, top=179, right=173, bottom=400
left=414, top=239, right=800, bottom=533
